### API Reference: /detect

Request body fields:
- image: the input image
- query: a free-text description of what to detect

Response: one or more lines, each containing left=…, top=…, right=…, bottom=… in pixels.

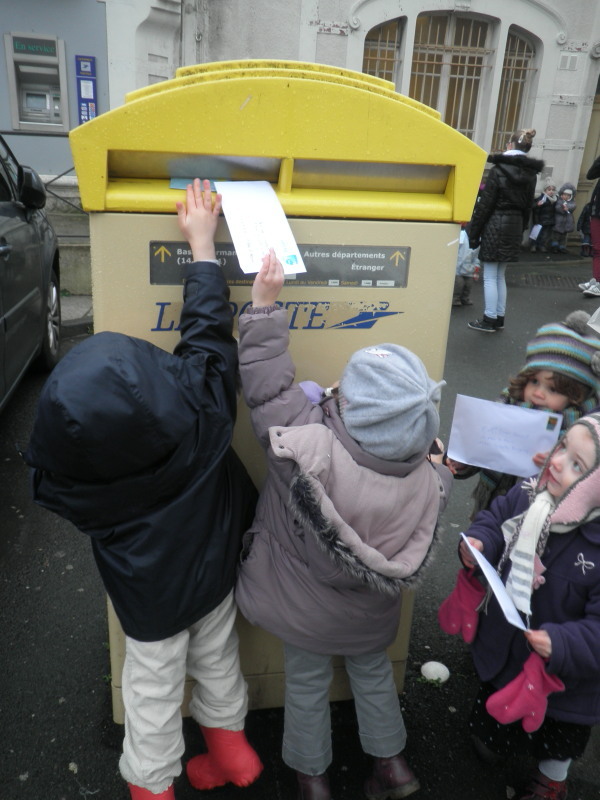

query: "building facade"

left=2, top=0, right=600, bottom=202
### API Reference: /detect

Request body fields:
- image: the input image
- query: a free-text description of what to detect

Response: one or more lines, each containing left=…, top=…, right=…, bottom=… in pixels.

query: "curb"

left=61, top=318, right=93, bottom=338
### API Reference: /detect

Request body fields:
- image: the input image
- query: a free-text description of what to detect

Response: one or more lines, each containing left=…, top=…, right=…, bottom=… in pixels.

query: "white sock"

left=538, top=758, right=571, bottom=782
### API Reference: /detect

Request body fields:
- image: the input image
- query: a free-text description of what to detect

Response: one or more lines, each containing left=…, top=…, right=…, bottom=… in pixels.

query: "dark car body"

left=0, top=135, right=60, bottom=412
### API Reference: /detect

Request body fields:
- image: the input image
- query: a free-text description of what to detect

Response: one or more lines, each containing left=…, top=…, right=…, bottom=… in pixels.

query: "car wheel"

left=37, top=270, right=61, bottom=370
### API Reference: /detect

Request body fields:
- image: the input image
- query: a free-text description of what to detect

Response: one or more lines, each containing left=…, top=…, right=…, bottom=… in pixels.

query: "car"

left=0, top=134, right=60, bottom=412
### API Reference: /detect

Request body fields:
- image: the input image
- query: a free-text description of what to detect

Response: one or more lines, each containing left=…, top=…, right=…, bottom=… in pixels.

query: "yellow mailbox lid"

left=70, top=59, right=486, bottom=221
left=127, top=60, right=399, bottom=102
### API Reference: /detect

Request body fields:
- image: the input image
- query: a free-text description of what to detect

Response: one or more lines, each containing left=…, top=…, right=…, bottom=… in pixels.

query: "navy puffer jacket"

left=469, top=153, right=543, bottom=262
left=25, top=262, right=257, bottom=642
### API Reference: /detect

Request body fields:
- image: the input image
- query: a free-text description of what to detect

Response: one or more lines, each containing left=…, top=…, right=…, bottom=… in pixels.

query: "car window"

left=0, top=138, right=19, bottom=191
left=0, top=160, right=14, bottom=202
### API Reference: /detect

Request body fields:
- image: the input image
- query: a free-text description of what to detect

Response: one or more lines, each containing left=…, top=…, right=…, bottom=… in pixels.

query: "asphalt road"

left=1, top=257, right=599, bottom=800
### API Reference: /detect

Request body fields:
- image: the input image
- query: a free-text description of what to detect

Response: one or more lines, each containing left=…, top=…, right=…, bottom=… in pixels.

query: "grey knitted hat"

left=338, top=344, right=445, bottom=461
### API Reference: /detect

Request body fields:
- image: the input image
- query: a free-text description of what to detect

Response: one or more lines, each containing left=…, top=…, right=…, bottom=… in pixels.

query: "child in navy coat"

left=455, top=413, right=600, bottom=800
left=24, top=180, right=262, bottom=800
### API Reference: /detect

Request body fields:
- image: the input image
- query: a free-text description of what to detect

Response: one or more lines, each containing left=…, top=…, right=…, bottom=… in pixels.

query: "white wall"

left=101, top=0, right=600, bottom=189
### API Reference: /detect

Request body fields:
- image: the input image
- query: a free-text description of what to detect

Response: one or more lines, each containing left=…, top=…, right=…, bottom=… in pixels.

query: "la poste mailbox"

left=69, top=59, right=486, bottom=723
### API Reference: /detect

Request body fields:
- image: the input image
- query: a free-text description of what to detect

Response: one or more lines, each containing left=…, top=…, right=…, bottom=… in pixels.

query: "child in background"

left=576, top=201, right=592, bottom=258
left=447, top=311, right=600, bottom=518
left=456, top=412, right=600, bottom=800
left=529, top=181, right=557, bottom=253
left=551, top=183, right=576, bottom=253
left=453, top=223, right=480, bottom=306
left=235, top=253, right=452, bottom=800
left=24, top=180, right=262, bottom=800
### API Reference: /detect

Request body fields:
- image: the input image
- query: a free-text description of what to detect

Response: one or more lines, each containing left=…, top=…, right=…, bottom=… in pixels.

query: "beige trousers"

left=119, top=591, right=248, bottom=792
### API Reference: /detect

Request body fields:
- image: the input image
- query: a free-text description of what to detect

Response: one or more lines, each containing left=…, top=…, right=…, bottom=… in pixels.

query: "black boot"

left=494, top=315, right=505, bottom=330
left=468, top=315, right=497, bottom=332
left=296, top=771, right=331, bottom=800
left=364, top=754, right=420, bottom=800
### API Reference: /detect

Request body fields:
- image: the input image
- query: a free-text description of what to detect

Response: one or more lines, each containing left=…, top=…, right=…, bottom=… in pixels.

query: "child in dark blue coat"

left=24, top=180, right=262, bottom=800
left=456, top=413, right=600, bottom=800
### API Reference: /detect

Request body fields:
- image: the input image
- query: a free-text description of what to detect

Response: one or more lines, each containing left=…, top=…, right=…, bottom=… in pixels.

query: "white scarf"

left=504, top=489, right=556, bottom=616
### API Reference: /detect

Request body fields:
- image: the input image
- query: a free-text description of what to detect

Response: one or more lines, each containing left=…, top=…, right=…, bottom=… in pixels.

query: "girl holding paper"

left=452, top=412, right=600, bottom=800
left=529, top=181, right=556, bottom=254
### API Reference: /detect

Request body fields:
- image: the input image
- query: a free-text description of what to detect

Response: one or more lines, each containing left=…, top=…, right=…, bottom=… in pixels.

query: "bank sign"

left=149, top=240, right=408, bottom=331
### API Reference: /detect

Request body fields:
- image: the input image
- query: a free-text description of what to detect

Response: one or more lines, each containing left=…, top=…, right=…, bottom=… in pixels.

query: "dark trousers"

left=453, top=275, right=473, bottom=304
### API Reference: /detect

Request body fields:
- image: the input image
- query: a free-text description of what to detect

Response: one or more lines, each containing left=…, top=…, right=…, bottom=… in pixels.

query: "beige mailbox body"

left=69, top=60, right=486, bottom=723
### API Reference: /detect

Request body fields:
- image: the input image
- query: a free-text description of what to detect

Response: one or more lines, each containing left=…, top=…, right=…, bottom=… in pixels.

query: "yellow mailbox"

left=70, top=59, right=486, bottom=724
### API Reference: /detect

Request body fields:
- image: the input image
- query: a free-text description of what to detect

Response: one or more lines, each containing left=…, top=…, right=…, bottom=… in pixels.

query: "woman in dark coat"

left=468, top=129, right=544, bottom=333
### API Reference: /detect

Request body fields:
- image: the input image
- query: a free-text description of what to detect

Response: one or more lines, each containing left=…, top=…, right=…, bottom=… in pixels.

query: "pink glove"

left=486, top=652, right=565, bottom=732
left=438, top=568, right=486, bottom=643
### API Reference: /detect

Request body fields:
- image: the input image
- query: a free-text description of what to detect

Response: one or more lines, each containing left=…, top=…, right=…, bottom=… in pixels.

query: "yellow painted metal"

left=70, top=60, right=486, bottom=221
left=127, top=59, right=400, bottom=102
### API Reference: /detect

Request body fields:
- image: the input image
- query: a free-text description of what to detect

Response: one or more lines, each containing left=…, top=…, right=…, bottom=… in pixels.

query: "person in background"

left=453, top=223, right=481, bottom=307
left=468, top=129, right=543, bottom=333
left=576, top=201, right=592, bottom=258
left=529, top=181, right=557, bottom=253
left=235, top=252, right=452, bottom=800
left=23, top=180, right=263, bottom=800
left=550, top=183, right=576, bottom=253
left=579, top=154, right=600, bottom=297
left=455, top=413, right=600, bottom=800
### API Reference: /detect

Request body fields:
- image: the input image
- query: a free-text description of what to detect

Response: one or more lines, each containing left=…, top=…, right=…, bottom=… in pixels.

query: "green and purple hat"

left=524, top=311, right=600, bottom=399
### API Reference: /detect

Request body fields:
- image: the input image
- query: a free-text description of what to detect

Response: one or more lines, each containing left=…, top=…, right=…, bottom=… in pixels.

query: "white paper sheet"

left=214, top=181, right=306, bottom=275
left=460, top=534, right=526, bottom=630
left=447, top=395, right=562, bottom=476
left=529, top=223, right=542, bottom=240
left=587, top=305, right=600, bottom=336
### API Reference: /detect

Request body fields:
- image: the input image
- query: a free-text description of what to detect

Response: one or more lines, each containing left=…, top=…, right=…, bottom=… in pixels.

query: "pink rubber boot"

left=127, top=784, right=175, bottom=799
left=186, top=726, right=263, bottom=791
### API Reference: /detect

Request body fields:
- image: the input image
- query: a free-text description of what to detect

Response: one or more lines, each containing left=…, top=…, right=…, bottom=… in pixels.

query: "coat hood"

left=537, top=413, right=600, bottom=531
left=487, top=153, right=544, bottom=186
left=269, top=423, right=443, bottom=594
left=25, top=331, right=199, bottom=481
left=558, top=182, right=577, bottom=199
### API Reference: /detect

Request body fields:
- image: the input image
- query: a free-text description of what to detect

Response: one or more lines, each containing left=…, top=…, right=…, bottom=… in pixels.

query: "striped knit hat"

left=524, top=311, right=600, bottom=399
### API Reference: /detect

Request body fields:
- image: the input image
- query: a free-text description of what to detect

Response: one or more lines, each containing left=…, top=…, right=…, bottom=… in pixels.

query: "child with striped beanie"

left=447, top=310, right=600, bottom=517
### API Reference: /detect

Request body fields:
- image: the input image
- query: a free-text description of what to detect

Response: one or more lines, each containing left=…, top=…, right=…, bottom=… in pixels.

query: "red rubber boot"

left=186, top=726, right=263, bottom=791
left=127, top=784, right=175, bottom=799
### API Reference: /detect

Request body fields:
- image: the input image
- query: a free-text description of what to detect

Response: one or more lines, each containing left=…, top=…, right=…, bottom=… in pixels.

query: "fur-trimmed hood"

left=487, top=152, right=545, bottom=181
left=271, top=424, right=443, bottom=596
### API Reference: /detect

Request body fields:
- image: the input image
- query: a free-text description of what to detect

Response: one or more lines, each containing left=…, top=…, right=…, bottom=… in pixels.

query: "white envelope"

left=447, top=395, right=562, bottom=476
left=460, top=534, right=526, bottom=630
left=214, top=180, right=306, bottom=275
